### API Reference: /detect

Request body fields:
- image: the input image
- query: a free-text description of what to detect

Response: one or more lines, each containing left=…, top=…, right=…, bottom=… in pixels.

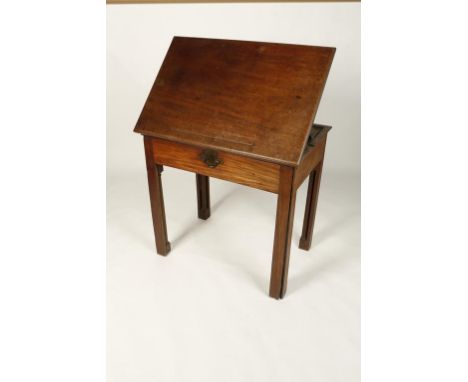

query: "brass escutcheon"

left=199, top=149, right=223, bottom=168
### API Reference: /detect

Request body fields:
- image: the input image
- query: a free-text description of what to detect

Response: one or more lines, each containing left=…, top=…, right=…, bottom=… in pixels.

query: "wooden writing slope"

left=134, top=37, right=335, bottom=299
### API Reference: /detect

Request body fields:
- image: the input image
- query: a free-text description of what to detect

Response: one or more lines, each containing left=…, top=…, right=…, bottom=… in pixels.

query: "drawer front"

left=150, top=138, right=281, bottom=193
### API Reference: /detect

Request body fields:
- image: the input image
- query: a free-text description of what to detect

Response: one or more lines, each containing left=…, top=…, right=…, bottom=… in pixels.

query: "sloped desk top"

left=134, top=36, right=335, bottom=166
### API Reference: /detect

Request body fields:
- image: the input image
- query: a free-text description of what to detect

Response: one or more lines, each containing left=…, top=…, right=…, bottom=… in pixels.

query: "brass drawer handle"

left=199, top=149, right=223, bottom=168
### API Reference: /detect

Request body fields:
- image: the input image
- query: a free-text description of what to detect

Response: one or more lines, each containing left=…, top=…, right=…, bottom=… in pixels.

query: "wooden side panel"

left=294, top=136, right=327, bottom=190
left=151, top=138, right=281, bottom=193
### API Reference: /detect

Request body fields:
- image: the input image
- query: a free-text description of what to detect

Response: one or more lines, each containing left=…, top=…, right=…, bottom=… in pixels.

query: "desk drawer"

left=149, top=137, right=281, bottom=193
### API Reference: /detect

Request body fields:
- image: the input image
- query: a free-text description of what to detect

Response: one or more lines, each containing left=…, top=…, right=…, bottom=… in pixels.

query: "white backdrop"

left=107, top=4, right=360, bottom=382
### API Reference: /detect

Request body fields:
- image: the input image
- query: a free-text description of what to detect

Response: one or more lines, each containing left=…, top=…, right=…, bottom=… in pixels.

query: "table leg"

left=299, top=161, right=323, bottom=251
left=269, top=166, right=296, bottom=299
left=196, top=174, right=211, bottom=220
left=144, top=137, right=171, bottom=256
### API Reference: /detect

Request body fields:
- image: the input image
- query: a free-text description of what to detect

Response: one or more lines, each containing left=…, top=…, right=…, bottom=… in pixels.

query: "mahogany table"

left=134, top=37, right=335, bottom=299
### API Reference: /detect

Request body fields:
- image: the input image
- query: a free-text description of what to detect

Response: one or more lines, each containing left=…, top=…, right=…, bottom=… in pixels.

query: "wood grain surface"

left=134, top=37, right=335, bottom=166
left=150, top=137, right=281, bottom=193
left=299, top=160, right=323, bottom=251
left=144, top=137, right=171, bottom=256
left=294, top=125, right=330, bottom=189
left=269, top=165, right=296, bottom=298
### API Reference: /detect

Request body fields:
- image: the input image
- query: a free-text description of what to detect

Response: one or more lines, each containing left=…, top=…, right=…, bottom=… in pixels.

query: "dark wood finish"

left=196, top=174, right=210, bottom=220
left=134, top=37, right=335, bottom=166
left=150, top=137, right=281, bottom=193
left=294, top=125, right=330, bottom=189
left=144, top=137, right=171, bottom=256
left=299, top=161, right=324, bottom=251
left=269, top=166, right=297, bottom=299
left=135, top=38, right=335, bottom=299
left=294, top=138, right=326, bottom=190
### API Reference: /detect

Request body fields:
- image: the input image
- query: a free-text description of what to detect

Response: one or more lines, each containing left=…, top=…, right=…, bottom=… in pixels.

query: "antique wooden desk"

left=134, top=37, right=335, bottom=299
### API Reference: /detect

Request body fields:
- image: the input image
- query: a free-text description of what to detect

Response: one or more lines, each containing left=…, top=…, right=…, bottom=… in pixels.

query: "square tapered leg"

left=299, top=161, right=323, bottom=251
left=269, top=166, right=297, bottom=299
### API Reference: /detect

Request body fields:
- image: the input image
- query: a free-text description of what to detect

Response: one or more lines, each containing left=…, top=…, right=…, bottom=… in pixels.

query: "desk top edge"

left=136, top=123, right=332, bottom=167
